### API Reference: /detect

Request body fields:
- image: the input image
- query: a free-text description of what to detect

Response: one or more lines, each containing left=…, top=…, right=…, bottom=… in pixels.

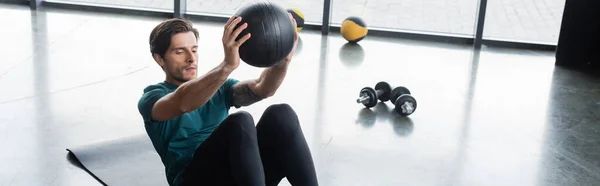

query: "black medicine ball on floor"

left=234, top=2, right=296, bottom=68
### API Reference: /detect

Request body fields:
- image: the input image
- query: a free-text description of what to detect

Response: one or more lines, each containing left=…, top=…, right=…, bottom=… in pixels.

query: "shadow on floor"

left=355, top=102, right=414, bottom=137
left=339, top=43, right=365, bottom=68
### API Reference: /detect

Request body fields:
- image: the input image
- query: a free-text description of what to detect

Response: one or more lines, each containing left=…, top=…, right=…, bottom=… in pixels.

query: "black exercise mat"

left=66, top=134, right=168, bottom=186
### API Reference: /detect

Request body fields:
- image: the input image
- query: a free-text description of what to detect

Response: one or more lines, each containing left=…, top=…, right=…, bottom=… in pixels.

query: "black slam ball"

left=234, top=2, right=296, bottom=68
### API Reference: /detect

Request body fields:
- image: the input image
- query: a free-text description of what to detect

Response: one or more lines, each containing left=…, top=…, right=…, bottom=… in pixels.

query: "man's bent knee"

left=263, top=104, right=298, bottom=124
left=259, top=103, right=301, bottom=138
left=223, top=111, right=256, bottom=135
left=264, top=103, right=295, bottom=116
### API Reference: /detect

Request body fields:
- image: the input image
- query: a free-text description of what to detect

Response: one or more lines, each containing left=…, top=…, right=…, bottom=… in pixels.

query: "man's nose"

left=187, top=51, right=196, bottom=63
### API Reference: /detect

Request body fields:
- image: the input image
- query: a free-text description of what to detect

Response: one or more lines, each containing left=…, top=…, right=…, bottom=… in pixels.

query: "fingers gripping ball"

left=287, top=9, right=305, bottom=32
left=341, top=16, right=368, bottom=43
left=234, top=2, right=296, bottom=68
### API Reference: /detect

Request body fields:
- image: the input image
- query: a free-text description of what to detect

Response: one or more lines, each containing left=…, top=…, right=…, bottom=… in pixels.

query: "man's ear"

left=153, top=53, right=165, bottom=68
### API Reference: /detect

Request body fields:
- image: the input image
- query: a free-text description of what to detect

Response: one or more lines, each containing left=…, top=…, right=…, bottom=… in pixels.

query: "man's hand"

left=222, top=16, right=251, bottom=72
left=230, top=13, right=298, bottom=108
left=277, top=13, right=299, bottom=68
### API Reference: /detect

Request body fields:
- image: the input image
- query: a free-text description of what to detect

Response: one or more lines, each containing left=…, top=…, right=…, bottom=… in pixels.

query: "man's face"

left=156, top=31, right=198, bottom=83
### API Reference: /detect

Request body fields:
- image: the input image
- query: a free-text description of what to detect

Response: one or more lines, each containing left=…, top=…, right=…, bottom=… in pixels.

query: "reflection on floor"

left=0, top=3, right=599, bottom=186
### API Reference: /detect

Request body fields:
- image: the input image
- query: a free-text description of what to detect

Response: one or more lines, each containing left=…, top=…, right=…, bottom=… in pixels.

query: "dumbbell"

left=390, top=86, right=417, bottom=116
left=356, top=81, right=392, bottom=108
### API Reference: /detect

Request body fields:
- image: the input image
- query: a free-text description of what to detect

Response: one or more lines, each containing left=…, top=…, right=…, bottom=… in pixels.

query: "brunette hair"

left=149, top=18, right=199, bottom=58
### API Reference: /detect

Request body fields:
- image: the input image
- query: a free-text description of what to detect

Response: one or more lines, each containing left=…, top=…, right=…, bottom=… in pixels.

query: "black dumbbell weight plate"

left=360, top=87, right=378, bottom=108
left=375, top=81, right=392, bottom=102
left=394, top=94, right=417, bottom=116
left=390, top=86, right=411, bottom=102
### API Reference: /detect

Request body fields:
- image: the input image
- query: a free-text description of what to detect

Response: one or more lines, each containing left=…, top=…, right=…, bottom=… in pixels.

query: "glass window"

left=483, top=0, right=565, bottom=44
left=331, top=0, right=479, bottom=36
left=186, top=0, right=323, bottom=24
left=46, top=0, right=173, bottom=11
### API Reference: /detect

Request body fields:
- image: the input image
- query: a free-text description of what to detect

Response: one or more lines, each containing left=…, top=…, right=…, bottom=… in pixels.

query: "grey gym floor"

left=1, top=3, right=600, bottom=186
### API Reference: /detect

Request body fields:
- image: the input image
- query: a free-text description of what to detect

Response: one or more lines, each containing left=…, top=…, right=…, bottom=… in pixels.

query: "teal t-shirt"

left=137, top=78, right=239, bottom=186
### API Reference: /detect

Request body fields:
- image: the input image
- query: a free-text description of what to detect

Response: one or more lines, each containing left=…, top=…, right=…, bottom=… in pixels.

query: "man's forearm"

left=175, top=62, right=234, bottom=112
left=254, top=62, right=290, bottom=97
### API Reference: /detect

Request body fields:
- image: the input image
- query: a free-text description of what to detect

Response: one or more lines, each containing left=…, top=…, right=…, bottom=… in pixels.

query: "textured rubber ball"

left=233, top=2, right=296, bottom=68
left=341, top=16, right=368, bottom=43
left=287, top=8, right=305, bottom=32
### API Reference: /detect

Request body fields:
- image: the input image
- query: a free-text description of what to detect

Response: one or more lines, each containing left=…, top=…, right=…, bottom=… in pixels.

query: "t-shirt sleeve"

left=138, top=88, right=168, bottom=123
left=222, top=78, right=240, bottom=108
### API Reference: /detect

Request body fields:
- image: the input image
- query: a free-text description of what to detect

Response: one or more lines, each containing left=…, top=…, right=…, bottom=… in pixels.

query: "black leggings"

left=180, top=103, right=318, bottom=186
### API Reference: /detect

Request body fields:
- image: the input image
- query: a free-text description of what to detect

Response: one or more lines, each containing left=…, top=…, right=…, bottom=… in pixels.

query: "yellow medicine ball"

left=287, top=9, right=305, bottom=32
left=341, top=16, right=368, bottom=43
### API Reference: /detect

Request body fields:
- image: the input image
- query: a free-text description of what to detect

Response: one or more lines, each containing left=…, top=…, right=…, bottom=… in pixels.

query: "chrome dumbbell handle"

left=399, top=101, right=415, bottom=114
left=356, top=95, right=370, bottom=104
left=356, top=89, right=384, bottom=103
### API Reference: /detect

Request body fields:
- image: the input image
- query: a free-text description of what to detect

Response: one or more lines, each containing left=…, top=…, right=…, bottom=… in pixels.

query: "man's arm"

left=232, top=60, right=290, bottom=107
left=151, top=16, right=250, bottom=121
left=232, top=12, right=298, bottom=107
left=152, top=63, right=235, bottom=121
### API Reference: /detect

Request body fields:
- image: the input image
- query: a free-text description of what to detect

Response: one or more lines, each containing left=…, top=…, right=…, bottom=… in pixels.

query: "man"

left=137, top=15, right=318, bottom=186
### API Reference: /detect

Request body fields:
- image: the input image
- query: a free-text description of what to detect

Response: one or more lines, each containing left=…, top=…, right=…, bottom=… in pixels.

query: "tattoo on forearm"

left=232, top=84, right=265, bottom=108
